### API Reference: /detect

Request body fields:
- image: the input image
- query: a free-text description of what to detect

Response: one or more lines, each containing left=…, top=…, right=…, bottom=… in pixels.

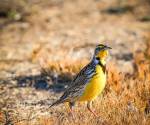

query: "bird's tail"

left=50, top=99, right=64, bottom=108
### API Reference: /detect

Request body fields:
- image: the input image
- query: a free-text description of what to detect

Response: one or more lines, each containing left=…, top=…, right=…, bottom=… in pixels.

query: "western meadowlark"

left=50, top=44, right=112, bottom=117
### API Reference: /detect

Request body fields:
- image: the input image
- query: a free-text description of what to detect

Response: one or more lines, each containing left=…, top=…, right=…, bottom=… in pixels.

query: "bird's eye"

left=96, top=57, right=100, bottom=60
left=96, top=47, right=101, bottom=51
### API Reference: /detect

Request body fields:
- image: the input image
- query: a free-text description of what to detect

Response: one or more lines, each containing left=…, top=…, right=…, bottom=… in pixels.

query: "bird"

left=50, top=44, right=112, bottom=117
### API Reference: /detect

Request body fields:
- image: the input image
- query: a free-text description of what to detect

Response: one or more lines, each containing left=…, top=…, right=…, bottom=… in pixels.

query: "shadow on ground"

left=0, top=70, right=73, bottom=93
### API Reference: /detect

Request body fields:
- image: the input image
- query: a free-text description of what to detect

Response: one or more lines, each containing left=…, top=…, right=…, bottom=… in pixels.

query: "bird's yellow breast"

left=78, top=65, right=106, bottom=101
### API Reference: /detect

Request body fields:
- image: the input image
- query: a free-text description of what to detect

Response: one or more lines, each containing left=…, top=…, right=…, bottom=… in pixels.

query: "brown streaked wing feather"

left=72, top=63, right=94, bottom=86
left=50, top=62, right=95, bottom=106
left=58, top=62, right=95, bottom=101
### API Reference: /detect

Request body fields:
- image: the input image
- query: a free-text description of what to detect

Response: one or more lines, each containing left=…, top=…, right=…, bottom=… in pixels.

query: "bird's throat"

left=95, top=58, right=106, bottom=73
left=99, top=59, right=106, bottom=66
left=95, top=57, right=106, bottom=66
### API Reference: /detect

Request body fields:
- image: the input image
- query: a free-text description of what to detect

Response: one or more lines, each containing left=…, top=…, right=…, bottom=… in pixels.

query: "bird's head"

left=94, top=44, right=112, bottom=60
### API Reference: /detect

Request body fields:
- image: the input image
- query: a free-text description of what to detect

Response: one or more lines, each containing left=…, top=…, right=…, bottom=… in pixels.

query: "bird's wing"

left=50, top=62, right=96, bottom=107
left=72, top=63, right=95, bottom=86
left=57, top=63, right=96, bottom=102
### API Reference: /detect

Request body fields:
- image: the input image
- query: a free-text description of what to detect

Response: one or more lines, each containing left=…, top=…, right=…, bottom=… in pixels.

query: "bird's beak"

left=104, top=46, right=112, bottom=50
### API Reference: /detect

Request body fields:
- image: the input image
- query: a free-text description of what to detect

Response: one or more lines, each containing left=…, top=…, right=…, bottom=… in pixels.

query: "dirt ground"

left=0, top=0, right=150, bottom=125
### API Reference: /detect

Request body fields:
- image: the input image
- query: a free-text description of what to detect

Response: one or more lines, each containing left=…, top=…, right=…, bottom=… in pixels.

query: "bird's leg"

left=87, top=101, right=98, bottom=117
left=68, top=102, right=75, bottom=118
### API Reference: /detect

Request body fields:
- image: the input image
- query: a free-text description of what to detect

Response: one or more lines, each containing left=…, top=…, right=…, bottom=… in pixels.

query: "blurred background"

left=0, top=0, right=150, bottom=125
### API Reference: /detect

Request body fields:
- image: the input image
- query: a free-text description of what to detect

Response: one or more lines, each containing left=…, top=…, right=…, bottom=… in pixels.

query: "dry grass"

left=0, top=0, right=150, bottom=125
left=0, top=42, right=150, bottom=125
left=5, top=40, right=149, bottom=125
